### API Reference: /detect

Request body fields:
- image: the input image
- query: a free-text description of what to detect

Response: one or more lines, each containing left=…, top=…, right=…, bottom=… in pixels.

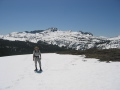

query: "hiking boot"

left=39, top=69, right=42, bottom=71
left=34, top=68, right=38, bottom=71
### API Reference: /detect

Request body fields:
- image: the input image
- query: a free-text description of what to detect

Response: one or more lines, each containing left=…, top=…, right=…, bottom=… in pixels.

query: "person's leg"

left=38, top=59, right=42, bottom=71
left=34, top=58, right=37, bottom=71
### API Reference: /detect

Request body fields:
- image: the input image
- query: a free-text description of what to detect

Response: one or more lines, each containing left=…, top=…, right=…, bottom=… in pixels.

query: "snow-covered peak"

left=108, top=36, right=120, bottom=40
left=46, top=27, right=59, bottom=32
left=78, top=31, right=93, bottom=36
left=0, top=28, right=120, bottom=50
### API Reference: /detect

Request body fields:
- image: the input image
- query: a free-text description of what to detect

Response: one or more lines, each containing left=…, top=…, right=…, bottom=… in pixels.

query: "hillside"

left=0, top=28, right=120, bottom=50
left=57, top=49, right=120, bottom=62
left=0, top=39, right=68, bottom=57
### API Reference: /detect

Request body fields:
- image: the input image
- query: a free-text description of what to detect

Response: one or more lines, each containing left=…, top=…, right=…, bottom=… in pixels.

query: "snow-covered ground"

left=0, top=53, right=120, bottom=90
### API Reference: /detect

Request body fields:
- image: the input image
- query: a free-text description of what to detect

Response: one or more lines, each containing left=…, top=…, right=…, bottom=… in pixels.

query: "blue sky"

left=0, top=0, right=120, bottom=37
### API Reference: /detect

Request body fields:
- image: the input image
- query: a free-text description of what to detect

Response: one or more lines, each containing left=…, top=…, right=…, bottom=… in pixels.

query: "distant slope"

left=0, top=39, right=68, bottom=57
left=0, top=27, right=120, bottom=50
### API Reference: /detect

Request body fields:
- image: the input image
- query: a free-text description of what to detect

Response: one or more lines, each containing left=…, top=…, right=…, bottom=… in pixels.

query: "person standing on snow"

left=33, top=46, right=42, bottom=71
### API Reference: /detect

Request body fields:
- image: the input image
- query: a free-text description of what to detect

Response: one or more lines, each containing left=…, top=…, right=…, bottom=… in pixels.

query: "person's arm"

left=33, top=51, right=35, bottom=61
left=39, top=50, right=41, bottom=59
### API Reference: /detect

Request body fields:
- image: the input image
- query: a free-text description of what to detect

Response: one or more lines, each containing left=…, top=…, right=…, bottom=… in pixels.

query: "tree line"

left=0, top=39, right=68, bottom=57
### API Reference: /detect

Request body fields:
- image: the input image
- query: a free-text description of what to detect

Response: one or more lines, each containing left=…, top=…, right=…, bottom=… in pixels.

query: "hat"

left=34, top=46, right=39, bottom=49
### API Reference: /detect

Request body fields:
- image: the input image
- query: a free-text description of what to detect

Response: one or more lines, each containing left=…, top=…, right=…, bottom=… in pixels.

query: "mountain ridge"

left=0, top=28, right=120, bottom=50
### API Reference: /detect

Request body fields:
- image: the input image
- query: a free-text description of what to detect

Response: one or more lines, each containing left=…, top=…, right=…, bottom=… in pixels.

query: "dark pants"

left=34, top=57, right=41, bottom=69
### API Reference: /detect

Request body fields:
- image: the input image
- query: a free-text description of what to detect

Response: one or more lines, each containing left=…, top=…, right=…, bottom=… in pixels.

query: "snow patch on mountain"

left=0, top=28, right=120, bottom=50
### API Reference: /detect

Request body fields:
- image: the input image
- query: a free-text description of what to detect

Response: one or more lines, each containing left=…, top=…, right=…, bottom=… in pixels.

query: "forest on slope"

left=0, top=39, right=68, bottom=57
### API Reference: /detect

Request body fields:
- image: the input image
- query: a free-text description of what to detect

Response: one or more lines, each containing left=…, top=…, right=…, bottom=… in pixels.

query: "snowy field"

left=0, top=53, right=120, bottom=90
